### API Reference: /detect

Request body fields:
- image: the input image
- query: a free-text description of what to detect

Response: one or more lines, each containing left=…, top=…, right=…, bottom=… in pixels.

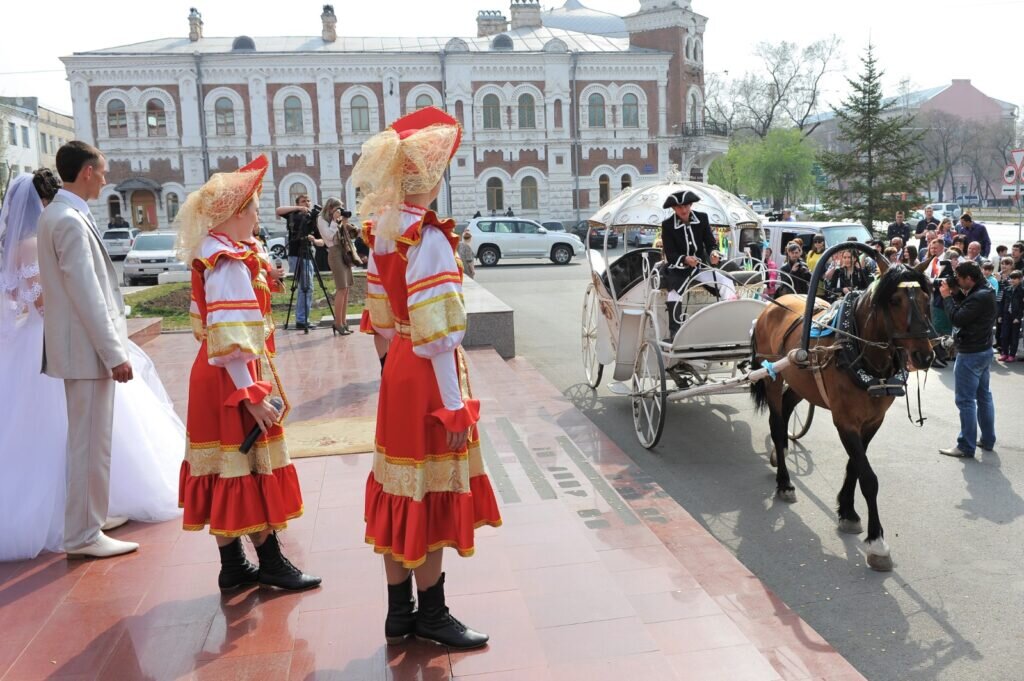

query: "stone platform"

left=0, top=330, right=865, bottom=680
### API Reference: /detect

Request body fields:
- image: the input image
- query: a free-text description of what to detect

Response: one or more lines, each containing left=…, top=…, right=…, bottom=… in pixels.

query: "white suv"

left=466, top=217, right=584, bottom=266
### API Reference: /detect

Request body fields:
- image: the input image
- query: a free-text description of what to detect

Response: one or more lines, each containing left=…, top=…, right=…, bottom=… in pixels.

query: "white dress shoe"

left=66, top=531, right=139, bottom=559
left=101, top=516, right=129, bottom=532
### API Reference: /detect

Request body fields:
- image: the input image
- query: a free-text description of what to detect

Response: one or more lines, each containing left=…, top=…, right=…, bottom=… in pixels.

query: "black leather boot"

left=385, top=575, right=417, bottom=644
left=415, top=573, right=488, bottom=649
left=254, top=533, right=322, bottom=591
left=217, top=538, right=259, bottom=591
left=666, top=302, right=680, bottom=339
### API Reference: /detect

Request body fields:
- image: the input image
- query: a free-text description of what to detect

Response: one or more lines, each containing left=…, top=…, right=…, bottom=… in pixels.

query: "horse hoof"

left=838, top=519, right=863, bottom=535
left=867, top=553, right=894, bottom=572
left=777, top=488, right=797, bottom=503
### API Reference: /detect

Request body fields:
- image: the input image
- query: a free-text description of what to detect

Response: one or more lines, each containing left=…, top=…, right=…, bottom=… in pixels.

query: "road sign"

left=1005, top=164, right=1019, bottom=185
left=1001, top=184, right=1020, bottom=196
left=1013, top=148, right=1024, bottom=172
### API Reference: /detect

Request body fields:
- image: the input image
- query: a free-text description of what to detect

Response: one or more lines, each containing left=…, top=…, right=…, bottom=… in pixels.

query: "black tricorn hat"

left=663, top=190, right=700, bottom=208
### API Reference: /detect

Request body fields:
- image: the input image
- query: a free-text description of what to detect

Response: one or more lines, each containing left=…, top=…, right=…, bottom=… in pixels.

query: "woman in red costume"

left=354, top=108, right=501, bottom=649
left=175, top=155, right=320, bottom=592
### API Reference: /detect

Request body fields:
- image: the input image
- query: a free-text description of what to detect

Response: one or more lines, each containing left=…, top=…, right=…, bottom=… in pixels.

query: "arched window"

left=521, top=176, right=538, bottom=210
left=621, top=175, right=632, bottom=190
left=166, top=193, right=180, bottom=222
left=554, top=99, right=563, bottom=129
left=454, top=100, right=465, bottom=126
left=215, top=97, right=235, bottom=136
left=289, top=182, right=309, bottom=204
left=351, top=95, right=370, bottom=132
left=415, top=94, right=434, bottom=111
left=588, top=93, right=606, bottom=128
left=486, top=177, right=504, bottom=212
left=107, top=99, right=127, bottom=138
left=482, top=94, right=501, bottom=130
left=146, top=99, right=167, bottom=137
left=284, top=95, right=303, bottom=134
left=685, top=37, right=693, bottom=60
left=518, top=94, right=536, bottom=129
left=599, top=174, right=611, bottom=205
left=107, top=195, right=122, bottom=219
left=622, top=94, right=639, bottom=128
left=689, top=92, right=701, bottom=128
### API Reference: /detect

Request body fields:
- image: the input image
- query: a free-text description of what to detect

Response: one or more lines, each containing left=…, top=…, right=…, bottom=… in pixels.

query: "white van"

left=763, top=221, right=873, bottom=266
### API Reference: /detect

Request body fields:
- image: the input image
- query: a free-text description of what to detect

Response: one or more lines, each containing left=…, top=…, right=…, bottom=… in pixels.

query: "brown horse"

left=750, top=260, right=935, bottom=571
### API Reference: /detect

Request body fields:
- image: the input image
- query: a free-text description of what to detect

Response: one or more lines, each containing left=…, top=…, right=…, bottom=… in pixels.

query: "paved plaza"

left=0, top=329, right=864, bottom=680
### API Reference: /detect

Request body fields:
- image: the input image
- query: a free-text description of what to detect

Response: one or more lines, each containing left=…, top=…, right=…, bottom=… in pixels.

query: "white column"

left=69, top=77, right=94, bottom=145
left=248, top=74, right=270, bottom=146
left=316, top=71, right=342, bottom=199
left=658, top=77, right=668, bottom=138
left=178, top=74, right=201, bottom=148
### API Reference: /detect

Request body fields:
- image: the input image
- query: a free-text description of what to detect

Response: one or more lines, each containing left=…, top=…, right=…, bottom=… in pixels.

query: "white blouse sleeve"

left=405, top=227, right=466, bottom=359
left=204, top=257, right=265, bottom=367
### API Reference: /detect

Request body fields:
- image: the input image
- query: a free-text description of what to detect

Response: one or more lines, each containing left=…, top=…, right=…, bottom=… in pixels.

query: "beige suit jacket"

left=36, top=193, right=129, bottom=379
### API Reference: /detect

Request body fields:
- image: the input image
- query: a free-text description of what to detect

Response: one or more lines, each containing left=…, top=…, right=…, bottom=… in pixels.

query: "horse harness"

left=761, top=281, right=933, bottom=423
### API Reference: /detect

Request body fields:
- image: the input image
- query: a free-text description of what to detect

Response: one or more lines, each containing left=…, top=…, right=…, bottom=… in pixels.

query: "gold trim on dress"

left=371, top=440, right=485, bottom=501
left=185, top=433, right=290, bottom=477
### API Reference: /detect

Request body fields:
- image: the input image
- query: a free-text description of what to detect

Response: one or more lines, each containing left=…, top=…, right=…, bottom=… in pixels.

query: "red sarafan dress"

left=179, top=233, right=303, bottom=536
left=363, top=203, right=501, bottom=568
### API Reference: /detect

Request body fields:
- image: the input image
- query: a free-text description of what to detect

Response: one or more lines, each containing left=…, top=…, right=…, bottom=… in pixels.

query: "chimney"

left=321, top=4, right=337, bottom=43
left=188, top=7, right=203, bottom=42
left=510, top=0, right=542, bottom=30
left=476, top=10, right=508, bottom=37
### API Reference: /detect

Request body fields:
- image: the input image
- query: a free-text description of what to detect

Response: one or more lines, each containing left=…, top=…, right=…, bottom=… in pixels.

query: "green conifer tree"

left=818, top=45, right=930, bottom=230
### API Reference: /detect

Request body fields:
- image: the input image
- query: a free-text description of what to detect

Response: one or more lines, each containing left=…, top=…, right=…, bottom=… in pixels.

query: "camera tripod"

left=283, top=237, right=335, bottom=334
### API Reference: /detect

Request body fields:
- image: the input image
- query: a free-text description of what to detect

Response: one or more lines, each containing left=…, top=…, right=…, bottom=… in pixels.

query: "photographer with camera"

left=316, top=198, right=363, bottom=335
left=276, top=194, right=318, bottom=330
left=938, top=260, right=998, bottom=458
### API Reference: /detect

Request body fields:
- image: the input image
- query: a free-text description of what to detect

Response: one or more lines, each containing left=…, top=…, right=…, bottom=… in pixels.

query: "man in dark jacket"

left=660, top=189, right=717, bottom=289
left=915, top=206, right=939, bottom=251
left=938, top=260, right=998, bottom=458
left=959, top=214, right=991, bottom=257
left=660, top=189, right=717, bottom=335
left=886, top=211, right=911, bottom=244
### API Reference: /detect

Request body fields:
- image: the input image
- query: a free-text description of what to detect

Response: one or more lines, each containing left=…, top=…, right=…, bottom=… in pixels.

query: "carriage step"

left=607, top=382, right=631, bottom=396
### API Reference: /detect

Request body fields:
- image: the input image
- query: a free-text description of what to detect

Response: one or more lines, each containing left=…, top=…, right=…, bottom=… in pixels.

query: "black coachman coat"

left=660, top=209, right=717, bottom=291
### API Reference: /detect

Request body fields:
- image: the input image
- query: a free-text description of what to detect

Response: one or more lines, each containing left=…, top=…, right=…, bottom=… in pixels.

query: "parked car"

left=626, top=227, right=656, bottom=247
left=123, top=232, right=187, bottom=285
left=748, top=201, right=769, bottom=214
left=569, top=220, right=619, bottom=248
left=955, top=195, right=981, bottom=207
left=102, top=228, right=137, bottom=259
left=926, top=202, right=961, bottom=223
left=466, top=217, right=585, bottom=266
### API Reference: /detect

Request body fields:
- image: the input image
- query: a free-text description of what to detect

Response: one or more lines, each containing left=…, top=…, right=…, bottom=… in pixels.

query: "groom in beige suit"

left=37, top=141, right=138, bottom=559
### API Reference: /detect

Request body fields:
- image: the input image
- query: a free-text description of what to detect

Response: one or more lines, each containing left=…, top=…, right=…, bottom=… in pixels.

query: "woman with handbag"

left=317, top=198, right=363, bottom=335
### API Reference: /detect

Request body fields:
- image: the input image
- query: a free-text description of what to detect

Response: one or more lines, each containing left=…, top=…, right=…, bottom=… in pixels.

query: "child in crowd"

left=998, top=271, right=1024, bottom=362
left=983, top=261, right=999, bottom=294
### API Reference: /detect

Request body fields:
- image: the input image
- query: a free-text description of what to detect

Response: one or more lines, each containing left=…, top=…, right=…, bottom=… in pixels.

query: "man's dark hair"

left=1013, top=241, right=1024, bottom=252
left=55, top=141, right=103, bottom=183
left=32, top=168, right=61, bottom=201
left=954, top=260, right=982, bottom=282
left=1010, top=270, right=1022, bottom=280
left=960, top=213, right=973, bottom=224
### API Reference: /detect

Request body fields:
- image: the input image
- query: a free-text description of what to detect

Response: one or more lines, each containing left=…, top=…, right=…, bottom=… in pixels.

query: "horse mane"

left=871, top=264, right=932, bottom=307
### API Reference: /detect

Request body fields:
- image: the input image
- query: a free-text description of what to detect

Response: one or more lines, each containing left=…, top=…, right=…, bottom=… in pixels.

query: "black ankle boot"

left=254, top=533, right=322, bottom=591
left=385, top=575, right=417, bottom=644
left=217, top=538, right=259, bottom=591
left=414, top=573, right=488, bottom=649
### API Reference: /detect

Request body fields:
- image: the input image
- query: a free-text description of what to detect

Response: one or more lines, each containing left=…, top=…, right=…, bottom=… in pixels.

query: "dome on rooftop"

left=542, top=0, right=627, bottom=38
left=231, top=35, right=256, bottom=51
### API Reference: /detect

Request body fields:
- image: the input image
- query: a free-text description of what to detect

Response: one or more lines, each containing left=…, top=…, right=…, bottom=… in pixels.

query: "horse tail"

left=750, top=324, right=769, bottom=413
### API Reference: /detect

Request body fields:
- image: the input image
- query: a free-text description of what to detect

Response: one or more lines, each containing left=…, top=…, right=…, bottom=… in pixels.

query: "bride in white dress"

left=0, top=172, right=183, bottom=562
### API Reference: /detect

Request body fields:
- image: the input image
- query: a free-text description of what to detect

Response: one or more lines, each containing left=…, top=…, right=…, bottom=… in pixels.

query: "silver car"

left=101, top=228, right=138, bottom=259
left=123, top=232, right=187, bottom=285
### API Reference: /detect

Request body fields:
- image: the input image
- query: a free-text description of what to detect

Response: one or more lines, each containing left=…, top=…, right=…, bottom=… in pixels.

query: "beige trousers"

left=63, top=378, right=115, bottom=551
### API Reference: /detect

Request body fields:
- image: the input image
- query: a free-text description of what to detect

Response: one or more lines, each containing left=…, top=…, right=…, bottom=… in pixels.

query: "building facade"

left=0, top=97, right=75, bottom=195
left=37, top=106, right=76, bottom=171
left=61, top=0, right=727, bottom=231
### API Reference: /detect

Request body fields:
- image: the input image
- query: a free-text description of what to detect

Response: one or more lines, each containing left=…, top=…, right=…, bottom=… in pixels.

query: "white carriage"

left=580, top=173, right=811, bottom=448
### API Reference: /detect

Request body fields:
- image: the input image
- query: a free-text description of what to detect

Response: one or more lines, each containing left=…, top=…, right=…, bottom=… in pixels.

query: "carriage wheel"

left=632, top=339, right=667, bottom=449
left=787, top=402, right=815, bottom=441
left=581, top=284, right=604, bottom=389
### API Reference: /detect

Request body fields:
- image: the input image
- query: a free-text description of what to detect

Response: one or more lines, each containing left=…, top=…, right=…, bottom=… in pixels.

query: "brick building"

left=61, top=0, right=727, bottom=231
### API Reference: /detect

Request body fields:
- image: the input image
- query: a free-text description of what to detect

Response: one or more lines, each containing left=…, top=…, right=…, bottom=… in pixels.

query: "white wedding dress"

left=0, top=276, right=184, bottom=562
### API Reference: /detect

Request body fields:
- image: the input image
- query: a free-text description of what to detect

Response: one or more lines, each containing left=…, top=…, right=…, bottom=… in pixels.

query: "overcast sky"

left=1, top=0, right=1020, bottom=115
